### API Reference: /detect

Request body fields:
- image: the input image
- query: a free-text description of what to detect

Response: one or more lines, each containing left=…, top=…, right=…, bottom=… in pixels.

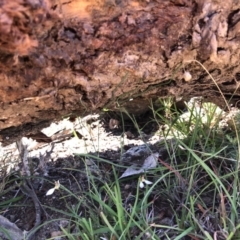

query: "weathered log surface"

left=0, top=0, right=240, bottom=145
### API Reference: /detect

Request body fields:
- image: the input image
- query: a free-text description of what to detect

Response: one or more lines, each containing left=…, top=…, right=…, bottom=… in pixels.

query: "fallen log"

left=0, top=0, right=240, bottom=145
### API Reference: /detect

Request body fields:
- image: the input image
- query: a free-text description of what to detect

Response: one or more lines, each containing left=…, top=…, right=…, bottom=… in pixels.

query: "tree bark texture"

left=0, top=0, right=240, bottom=144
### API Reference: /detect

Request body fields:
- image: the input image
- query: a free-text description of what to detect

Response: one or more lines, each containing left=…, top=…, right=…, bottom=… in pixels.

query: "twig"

left=0, top=215, right=24, bottom=240
left=16, top=139, right=42, bottom=240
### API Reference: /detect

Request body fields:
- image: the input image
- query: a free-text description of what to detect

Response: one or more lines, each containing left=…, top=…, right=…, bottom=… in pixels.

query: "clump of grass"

left=42, top=158, right=167, bottom=239
left=42, top=88, right=240, bottom=239
left=1, top=62, right=240, bottom=240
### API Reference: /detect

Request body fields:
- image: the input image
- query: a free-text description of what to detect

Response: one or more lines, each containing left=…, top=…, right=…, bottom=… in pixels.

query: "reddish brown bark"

left=0, top=0, right=240, bottom=144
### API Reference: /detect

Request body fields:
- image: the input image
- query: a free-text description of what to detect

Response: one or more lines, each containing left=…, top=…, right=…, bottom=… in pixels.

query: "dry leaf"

left=120, top=153, right=159, bottom=179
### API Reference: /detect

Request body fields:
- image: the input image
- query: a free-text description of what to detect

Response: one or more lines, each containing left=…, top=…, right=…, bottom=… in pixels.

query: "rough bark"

left=0, top=0, right=240, bottom=145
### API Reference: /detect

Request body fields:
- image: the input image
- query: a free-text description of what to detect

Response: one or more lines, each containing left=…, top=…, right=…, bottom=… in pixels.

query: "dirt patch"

left=0, top=112, right=163, bottom=239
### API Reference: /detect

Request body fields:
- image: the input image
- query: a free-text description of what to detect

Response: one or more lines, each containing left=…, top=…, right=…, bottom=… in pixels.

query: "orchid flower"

left=139, top=176, right=153, bottom=188
left=46, top=180, right=60, bottom=196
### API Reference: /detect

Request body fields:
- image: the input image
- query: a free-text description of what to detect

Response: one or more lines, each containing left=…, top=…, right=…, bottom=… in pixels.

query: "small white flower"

left=139, top=181, right=145, bottom=188
left=46, top=180, right=60, bottom=196
left=139, top=176, right=153, bottom=188
left=144, top=179, right=153, bottom=185
left=46, top=188, right=55, bottom=196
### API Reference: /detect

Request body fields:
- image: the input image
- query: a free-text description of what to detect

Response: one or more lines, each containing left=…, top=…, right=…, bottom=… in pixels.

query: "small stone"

left=183, top=71, right=192, bottom=82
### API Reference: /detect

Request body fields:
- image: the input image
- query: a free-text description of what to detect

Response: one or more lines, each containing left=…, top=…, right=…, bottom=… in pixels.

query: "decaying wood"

left=0, top=0, right=240, bottom=145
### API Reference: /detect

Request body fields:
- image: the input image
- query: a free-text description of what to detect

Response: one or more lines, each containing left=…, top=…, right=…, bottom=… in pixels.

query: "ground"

left=1, top=98, right=240, bottom=240
left=0, top=111, right=163, bottom=239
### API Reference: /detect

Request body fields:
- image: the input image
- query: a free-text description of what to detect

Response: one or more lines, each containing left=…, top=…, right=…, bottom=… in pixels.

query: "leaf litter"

left=119, top=153, right=159, bottom=178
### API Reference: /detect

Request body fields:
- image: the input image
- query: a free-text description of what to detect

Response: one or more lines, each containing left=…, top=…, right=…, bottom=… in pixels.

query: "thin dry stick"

left=158, top=157, right=187, bottom=185
left=16, top=139, right=42, bottom=240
